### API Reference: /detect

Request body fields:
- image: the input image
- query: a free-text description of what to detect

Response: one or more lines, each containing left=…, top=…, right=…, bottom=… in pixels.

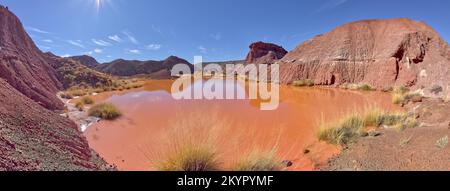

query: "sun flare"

left=91, top=0, right=111, bottom=14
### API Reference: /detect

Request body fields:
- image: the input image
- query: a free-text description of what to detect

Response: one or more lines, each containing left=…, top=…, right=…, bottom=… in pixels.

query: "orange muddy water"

left=84, top=79, right=401, bottom=171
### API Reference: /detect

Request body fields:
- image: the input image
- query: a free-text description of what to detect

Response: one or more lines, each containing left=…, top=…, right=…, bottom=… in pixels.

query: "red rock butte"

left=279, top=18, right=450, bottom=97
left=245, top=41, right=288, bottom=65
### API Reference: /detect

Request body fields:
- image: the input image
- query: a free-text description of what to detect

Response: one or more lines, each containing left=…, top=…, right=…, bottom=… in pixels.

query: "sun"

left=95, top=0, right=102, bottom=13
left=91, top=0, right=112, bottom=14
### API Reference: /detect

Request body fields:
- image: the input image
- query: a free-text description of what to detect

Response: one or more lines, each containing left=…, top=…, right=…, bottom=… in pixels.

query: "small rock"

left=368, top=131, right=382, bottom=137
left=303, top=149, right=310, bottom=154
left=411, top=96, right=423, bottom=103
left=281, top=160, right=293, bottom=167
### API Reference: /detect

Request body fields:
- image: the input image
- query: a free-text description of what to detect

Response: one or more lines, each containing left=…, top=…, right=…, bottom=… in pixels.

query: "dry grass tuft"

left=152, top=109, right=283, bottom=171
left=157, top=144, right=220, bottom=171
left=88, top=103, right=121, bottom=120
left=317, top=114, right=365, bottom=145
left=317, top=107, right=414, bottom=146
left=340, top=83, right=374, bottom=91
left=435, top=136, right=448, bottom=149
left=75, top=101, right=84, bottom=111
left=233, top=148, right=282, bottom=171
left=399, top=136, right=413, bottom=147
left=154, top=111, right=226, bottom=171
left=81, top=96, right=94, bottom=105
left=292, top=79, right=315, bottom=87
left=392, top=86, right=423, bottom=105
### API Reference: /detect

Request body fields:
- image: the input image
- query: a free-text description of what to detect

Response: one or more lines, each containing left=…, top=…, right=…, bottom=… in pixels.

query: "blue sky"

left=2, top=0, right=450, bottom=63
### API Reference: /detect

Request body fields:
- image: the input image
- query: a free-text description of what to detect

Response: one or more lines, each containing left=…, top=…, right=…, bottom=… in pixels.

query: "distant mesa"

left=69, top=55, right=100, bottom=68
left=93, top=55, right=194, bottom=79
left=68, top=54, right=195, bottom=78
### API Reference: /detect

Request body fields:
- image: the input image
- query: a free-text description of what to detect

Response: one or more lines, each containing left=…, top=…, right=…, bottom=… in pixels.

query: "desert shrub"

left=363, top=108, right=385, bottom=127
left=81, top=96, right=94, bottom=105
left=393, top=86, right=410, bottom=95
left=404, top=93, right=423, bottom=103
left=88, top=103, right=121, bottom=120
left=154, top=109, right=283, bottom=171
left=435, top=136, right=448, bottom=149
left=317, top=114, right=365, bottom=145
left=380, top=113, right=405, bottom=126
left=292, top=79, right=315, bottom=87
left=340, top=83, right=373, bottom=91
left=358, top=84, right=373, bottom=91
left=233, top=149, right=281, bottom=171
left=318, top=108, right=411, bottom=145
left=399, top=136, right=413, bottom=147
left=392, top=92, right=405, bottom=104
left=393, top=116, right=418, bottom=132
left=157, top=145, right=219, bottom=171
left=75, top=101, right=84, bottom=111
left=392, top=89, right=423, bottom=105
left=60, top=93, right=73, bottom=99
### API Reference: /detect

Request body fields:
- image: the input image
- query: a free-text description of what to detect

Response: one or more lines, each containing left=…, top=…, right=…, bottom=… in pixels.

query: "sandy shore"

left=57, top=92, right=100, bottom=132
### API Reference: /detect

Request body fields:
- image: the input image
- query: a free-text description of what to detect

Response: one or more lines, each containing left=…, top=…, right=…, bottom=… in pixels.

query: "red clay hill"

left=279, top=18, right=450, bottom=97
left=0, top=5, right=109, bottom=170
left=0, top=6, right=63, bottom=110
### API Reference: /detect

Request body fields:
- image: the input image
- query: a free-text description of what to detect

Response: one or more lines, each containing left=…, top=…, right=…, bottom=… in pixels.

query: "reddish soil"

left=0, top=79, right=110, bottom=170
left=324, top=99, right=450, bottom=171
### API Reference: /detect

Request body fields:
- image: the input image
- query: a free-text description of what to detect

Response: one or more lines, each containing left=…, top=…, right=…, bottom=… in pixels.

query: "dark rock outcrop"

left=245, top=41, right=288, bottom=65
left=68, top=55, right=100, bottom=68
left=95, top=56, right=193, bottom=78
left=279, top=18, right=450, bottom=96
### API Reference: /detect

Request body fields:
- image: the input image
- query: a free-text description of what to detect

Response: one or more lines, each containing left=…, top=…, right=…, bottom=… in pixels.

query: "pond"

left=84, top=79, right=400, bottom=171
